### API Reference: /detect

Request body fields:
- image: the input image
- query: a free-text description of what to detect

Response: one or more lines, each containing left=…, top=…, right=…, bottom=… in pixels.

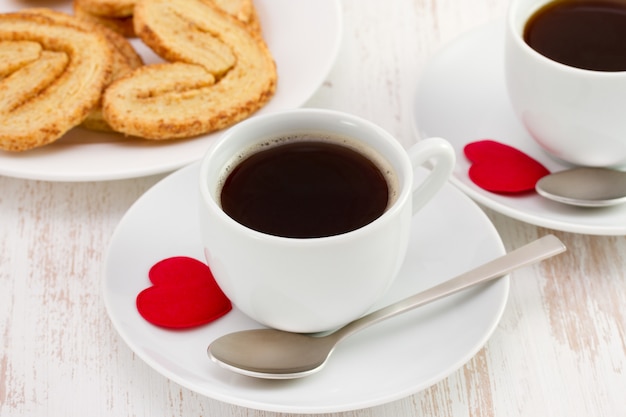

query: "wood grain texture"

left=2, top=0, right=626, bottom=416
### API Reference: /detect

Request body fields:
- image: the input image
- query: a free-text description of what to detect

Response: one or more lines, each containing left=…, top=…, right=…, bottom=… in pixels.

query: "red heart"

left=464, top=140, right=550, bottom=193
left=136, top=256, right=231, bottom=329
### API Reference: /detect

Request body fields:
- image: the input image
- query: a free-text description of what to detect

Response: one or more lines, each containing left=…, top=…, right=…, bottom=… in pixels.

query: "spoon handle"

left=331, top=234, right=566, bottom=342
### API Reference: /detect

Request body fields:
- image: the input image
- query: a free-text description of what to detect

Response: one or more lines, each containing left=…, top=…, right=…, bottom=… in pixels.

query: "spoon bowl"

left=208, top=235, right=566, bottom=379
left=536, top=167, right=626, bottom=207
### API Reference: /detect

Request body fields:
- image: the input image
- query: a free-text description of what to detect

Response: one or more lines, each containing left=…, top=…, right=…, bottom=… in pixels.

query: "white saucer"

left=413, top=21, right=626, bottom=236
left=0, top=0, right=341, bottom=181
left=103, top=162, right=509, bottom=413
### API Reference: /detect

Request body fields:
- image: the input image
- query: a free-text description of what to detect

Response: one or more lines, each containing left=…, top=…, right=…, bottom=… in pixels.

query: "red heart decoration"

left=136, top=256, right=231, bottom=329
left=464, top=140, right=550, bottom=193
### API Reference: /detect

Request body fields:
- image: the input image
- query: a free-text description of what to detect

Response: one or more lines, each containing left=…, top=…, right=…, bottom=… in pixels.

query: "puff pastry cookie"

left=102, top=0, right=276, bottom=140
left=73, top=0, right=136, bottom=37
left=0, top=11, right=113, bottom=151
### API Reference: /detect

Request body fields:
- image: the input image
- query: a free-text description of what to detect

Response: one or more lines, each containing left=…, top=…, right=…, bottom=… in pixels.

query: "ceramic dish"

left=103, top=162, right=509, bottom=413
left=0, top=0, right=342, bottom=181
left=413, top=21, right=626, bottom=236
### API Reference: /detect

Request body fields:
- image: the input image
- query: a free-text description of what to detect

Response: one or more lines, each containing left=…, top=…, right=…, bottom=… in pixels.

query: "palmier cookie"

left=0, top=11, right=113, bottom=151
left=73, top=0, right=136, bottom=37
left=18, top=8, right=143, bottom=131
left=102, top=0, right=276, bottom=140
left=73, top=0, right=259, bottom=39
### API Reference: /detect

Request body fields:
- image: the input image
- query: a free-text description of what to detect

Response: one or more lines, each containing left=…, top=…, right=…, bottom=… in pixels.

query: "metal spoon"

left=536, top=167, right=626, bottom=207
left=207, top=235, right=565, bottom=379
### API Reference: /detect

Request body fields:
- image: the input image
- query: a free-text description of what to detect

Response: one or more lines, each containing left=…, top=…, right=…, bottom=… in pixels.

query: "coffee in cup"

left=524, top=0, right=626, bottom=72
left=219, top=132, right=397, bottom=238
left=198, top=109, right=455, bottom=332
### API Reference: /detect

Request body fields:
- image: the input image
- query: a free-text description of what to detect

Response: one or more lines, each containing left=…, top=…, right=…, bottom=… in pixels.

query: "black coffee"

left=524, top=0, right=626, bottom=71
left=220, top=137, right=394, bottom=238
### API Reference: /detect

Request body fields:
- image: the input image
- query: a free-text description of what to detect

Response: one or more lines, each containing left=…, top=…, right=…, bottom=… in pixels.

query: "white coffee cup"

left=505, top=0, right=626, bottom=168
left=198, top=109, right=455, bottom=333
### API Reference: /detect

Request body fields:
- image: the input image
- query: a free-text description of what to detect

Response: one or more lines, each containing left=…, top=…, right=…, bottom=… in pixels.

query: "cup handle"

left=408, top=137, right=456, bottom=215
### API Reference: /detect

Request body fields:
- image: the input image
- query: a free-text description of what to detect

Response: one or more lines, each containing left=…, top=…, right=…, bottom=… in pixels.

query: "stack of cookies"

left=0, top=0, right=277, bottom=151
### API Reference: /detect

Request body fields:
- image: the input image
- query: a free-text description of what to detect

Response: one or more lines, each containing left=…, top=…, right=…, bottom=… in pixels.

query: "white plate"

left=103, top=162, right=509, bottom=413
left=0, top=0, right=342, bottom=181
left=413, top=21, right=626, bottom=236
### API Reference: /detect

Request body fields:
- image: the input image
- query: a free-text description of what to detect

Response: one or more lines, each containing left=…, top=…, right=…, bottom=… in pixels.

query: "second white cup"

left=505, top=0, right=626, bottom=168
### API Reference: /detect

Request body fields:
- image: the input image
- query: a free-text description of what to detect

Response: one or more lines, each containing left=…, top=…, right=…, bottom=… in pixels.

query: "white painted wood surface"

left=2, top=0, right=626, bottom=416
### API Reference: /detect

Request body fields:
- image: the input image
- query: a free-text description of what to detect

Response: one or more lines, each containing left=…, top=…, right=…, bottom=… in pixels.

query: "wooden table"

left=2, top=0, right=625, bottom=415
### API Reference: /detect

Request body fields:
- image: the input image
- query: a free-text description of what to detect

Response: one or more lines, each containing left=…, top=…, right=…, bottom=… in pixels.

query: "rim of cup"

left=198, top=108, right=414, bottom=246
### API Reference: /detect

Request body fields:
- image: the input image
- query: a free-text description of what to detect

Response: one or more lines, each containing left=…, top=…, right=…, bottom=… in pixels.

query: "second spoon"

left=536, top=167, right=626, bottom=207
